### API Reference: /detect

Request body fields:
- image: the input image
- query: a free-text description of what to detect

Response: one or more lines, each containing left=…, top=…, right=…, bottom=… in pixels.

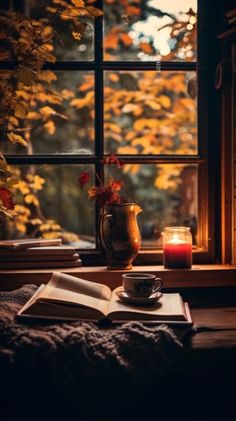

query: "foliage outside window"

left=0, top=0, right=212, bottom=264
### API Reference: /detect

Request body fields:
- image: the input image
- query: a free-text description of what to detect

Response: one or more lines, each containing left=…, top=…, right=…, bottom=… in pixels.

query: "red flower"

left=0, top=187, right=14, bottom=210
left=79, top=154, right=127, bottom=207
left=101, top=153, right=124, bottom=168
left=78, top=172, right=90, bottom=188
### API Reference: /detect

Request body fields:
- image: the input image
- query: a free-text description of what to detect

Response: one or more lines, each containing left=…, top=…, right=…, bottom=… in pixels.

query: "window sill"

left=0, top=264, right=236, bottom=291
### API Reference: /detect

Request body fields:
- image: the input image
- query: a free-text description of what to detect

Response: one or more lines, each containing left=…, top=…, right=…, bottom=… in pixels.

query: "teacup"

left=122, top=273, right=162, bottom=298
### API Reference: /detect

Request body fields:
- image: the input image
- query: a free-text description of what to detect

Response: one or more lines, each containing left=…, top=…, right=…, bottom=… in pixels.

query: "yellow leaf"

left=72, top=31, right=81, bottom=41
left=28, top=111, right=41, bottom=120
left=40, top=106, right=56, bottom=117
left=104, top=123, right=121, bottom=133
left=38, top=71, right=57, bottom=83
left=16, top=222, right=26, bottom=234
left=28, top=175, right=45, bottom=190
left=108, top=73, right=119, bottom=83
left=25, top=194, right=39, bottom=206
left=7, top=132, right=27, bottom=146
left=86, top=5, right=103, bottom=16
left=117, top=146, right=137, bottom=154
left=44, top=120, right=55, bottom=135
left=9, top=116, right=19, bottom=126
left=39, top=223, right=50, bottom=231
left=14, top=102, right=29, bottom=119
left=61, top=89, right=75, bottom=99
left=158, top=95, right=171, bottom=109
left=133, top=119, right=159, bottom=130
left=16, top=180, right=30, bottom=195
left=71, top=0, right=85, bottom=6
left=42, top=232, right=61, bottom=239
left=146, top=100, right=161, bottom=110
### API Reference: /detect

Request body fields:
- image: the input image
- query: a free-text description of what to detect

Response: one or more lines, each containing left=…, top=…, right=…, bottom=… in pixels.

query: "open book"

left=18, top=272, right=193, bottom=325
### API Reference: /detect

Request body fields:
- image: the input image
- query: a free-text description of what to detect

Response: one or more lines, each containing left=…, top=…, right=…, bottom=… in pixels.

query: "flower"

left=78, top=154, right=126, bottom=207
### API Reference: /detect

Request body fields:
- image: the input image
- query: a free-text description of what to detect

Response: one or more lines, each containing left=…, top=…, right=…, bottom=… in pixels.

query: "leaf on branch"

left=85, top=6, right=103, bottom=16
left=139, top=41, right=153, bottom=54
left=7, top=132, right=27, bottom=146
left=61, top=89, right=75, bottom=99
left=16, top=180, right=30, bottom=195
left=44, top=120, right=56, bottom=135
left=14, top=102, right=29, bottom=119
left=0, top=187, right=14, bottom=210
left=27, top=111, right=41, bottom=120
left=9, top=116, right=19, bottom=127
left=38, top=71, right=57, bottom=83
left=72, top=31, right=81, bottom=41
left=71, top=0, right=85, bottom=6
left=157, top=95, right=171, bottom=109
left=120, top=33, right=133, bottom=47
left=25, top=194, right=39, bottom=206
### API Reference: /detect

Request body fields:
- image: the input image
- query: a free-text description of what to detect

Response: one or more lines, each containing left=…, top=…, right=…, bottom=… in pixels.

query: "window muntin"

left=1, top=0, right=215, bottom=263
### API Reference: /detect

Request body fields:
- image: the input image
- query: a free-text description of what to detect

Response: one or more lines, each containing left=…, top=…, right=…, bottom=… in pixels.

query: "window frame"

left=0, top=0, right=223, bottom=266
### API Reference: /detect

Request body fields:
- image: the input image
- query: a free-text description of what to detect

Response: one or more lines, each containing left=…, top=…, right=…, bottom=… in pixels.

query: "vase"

left=99, top=203, right=142, bottom=270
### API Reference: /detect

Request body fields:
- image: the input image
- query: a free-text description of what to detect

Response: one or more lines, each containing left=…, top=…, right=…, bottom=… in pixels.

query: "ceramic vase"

left=99, top=203, right=142, bottom=270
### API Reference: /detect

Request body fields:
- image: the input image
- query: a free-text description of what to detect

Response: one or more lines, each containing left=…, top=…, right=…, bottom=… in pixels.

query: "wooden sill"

left=0, top=264, right=236, bottom=290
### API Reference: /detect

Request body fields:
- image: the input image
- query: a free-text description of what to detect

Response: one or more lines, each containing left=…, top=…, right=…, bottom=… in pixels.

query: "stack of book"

left=0, top=239, right=82, bottom=269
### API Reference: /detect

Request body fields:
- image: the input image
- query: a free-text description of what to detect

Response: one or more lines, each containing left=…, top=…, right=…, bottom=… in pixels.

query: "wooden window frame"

left=0, top=0, right=229, bottom=266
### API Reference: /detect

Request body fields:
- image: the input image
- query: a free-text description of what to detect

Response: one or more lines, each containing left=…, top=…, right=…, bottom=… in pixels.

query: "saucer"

left=115, top=289, right=163, bottom=305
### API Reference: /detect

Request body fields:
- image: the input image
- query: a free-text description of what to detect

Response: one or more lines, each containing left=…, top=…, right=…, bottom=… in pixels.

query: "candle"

left=163, top=227, right=192, bottom=269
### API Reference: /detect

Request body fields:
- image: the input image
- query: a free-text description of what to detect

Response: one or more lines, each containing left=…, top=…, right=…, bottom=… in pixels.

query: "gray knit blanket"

left=0, top=285, right=183, bottom=420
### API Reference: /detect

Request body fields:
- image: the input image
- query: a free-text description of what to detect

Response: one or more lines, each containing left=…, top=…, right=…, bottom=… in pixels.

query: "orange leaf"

left=44, top=120, right=55, bottom=135
left=120, top=33, right=133, bottom=47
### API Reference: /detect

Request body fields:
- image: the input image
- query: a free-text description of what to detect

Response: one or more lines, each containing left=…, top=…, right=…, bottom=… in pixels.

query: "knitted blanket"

left=0, top=285, right=183, bottom=420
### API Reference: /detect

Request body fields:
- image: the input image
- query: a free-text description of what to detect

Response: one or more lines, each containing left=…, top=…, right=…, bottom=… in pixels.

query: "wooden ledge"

left=0, top=264, right=236, bottom=290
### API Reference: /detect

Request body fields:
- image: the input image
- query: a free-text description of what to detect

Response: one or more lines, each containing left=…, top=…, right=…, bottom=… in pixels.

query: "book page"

left=106, top=288, right=187, bottom=321
left=47, top=272, right=112, bottom=301
left=35, top=272, right=112, bottom=317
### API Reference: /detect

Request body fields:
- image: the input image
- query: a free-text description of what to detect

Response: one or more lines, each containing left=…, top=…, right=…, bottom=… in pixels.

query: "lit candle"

left=163, top=227, right=192, bottom=269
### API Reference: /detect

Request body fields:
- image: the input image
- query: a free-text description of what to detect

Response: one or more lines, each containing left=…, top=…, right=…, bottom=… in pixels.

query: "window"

left=0, top=0, right=222, bottom=265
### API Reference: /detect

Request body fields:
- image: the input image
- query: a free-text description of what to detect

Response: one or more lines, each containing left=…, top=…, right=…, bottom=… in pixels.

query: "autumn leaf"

left=85, top=6, right=103, bottom=16
left=44, top=120, right=56, bottom=135
left=61, top=89, right=75, bottom=99
left=14, top=102, right=29, bottom=119
left=120, top=33, right=133, bottom=47
left=0, top=187, right=14, bottom=210
left=71, top=0, right=85, bottom=6
left=78, top=172, right=90, bottom=188
left=38, top=71, right=57, bottom=83
left=25, top=194, right=39, bottom=206
left=72, top=31, right=81, bottom=41
left=7, top=132, right=27, bottom=146
left=139, top=41, right=153, bottom=54
left=101, top=154, right=124, bottom=168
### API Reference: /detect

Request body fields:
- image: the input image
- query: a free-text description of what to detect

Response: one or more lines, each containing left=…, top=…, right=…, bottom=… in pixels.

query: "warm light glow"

left=167, top=233, right=186, bottom=244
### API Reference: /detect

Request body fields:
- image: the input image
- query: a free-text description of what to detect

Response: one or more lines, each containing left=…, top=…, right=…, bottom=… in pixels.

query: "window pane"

left=104, top=71, right=197, bottom=155
left=104, top=0, right=197, bottom=61
left=3, top=71, right=94, bottom=155
left=29, top=0, right=94, bottom=61
left=2, top=165, right=95, bottom=249
left=105, top=163, right=198, bottom=248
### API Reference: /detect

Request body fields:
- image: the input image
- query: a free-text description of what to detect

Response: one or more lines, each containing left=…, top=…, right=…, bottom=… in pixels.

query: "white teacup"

left=122, top=273, right=162, bottom=298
